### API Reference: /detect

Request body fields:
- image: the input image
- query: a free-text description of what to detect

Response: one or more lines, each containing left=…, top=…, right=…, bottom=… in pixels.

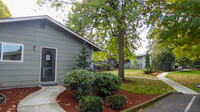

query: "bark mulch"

left=0, top=86, right=40, bottom=112
left=57, top=87, right=158, bottom=112
left=0, top=86, right=158, bottom=112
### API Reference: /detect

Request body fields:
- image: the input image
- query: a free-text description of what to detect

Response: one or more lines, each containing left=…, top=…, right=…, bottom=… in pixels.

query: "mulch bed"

left=0, top=86, right=159, bottom=112
left=0, top=86, right=40, bottom=112
left=57, top=87, right=158, bottom=112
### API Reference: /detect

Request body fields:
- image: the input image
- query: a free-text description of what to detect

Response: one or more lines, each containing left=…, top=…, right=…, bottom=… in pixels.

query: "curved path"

left=157, top=72, right=198, bottom=94
left=17, top=85, right=66, bottom=112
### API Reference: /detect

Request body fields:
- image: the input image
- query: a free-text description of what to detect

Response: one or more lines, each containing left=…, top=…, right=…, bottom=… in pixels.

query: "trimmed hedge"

left=143, top=69, right=153, bottom=74
left=106, top=94, right=127, bottom=110
left=93, top=73, right=122, bottom=96
left=64, top=69, right=94, bottom=99
left=79, top=96, right=103, bottom=112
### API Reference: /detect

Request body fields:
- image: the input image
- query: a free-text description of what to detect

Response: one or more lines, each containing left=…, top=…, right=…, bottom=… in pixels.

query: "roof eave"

left=0, top=15, right=103, bottom=51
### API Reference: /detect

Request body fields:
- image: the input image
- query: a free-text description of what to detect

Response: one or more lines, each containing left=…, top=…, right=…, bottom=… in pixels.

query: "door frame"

left=39, top=46, right=58, bottom=83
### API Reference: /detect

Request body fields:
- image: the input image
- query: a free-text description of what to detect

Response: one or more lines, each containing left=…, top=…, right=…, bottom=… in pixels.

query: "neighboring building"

left=136, top=53, right=148, bottom=69
left=136, top=52, right=174, bottom=70
left=0, top=15, right=102, bottom=88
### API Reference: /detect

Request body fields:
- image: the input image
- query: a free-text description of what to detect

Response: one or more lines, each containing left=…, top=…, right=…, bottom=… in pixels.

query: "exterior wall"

left=0, top=20, right=92, bottom=88
left=136, top=56, right=145, bottom=69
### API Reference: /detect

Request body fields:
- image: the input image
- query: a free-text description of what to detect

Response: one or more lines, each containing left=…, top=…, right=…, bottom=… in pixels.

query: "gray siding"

left=0, top=20, right=92, bottom=88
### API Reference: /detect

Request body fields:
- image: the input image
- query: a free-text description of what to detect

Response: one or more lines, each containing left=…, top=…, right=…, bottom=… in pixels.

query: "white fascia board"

left=0, top=16, right=46, bottom=23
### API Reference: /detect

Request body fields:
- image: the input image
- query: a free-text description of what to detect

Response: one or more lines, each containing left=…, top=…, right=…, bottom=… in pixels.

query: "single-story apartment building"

left=0, top=15, right=102, bottom=88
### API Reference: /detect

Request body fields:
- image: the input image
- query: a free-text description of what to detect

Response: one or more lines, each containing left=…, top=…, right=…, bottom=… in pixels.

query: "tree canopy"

left=151, top=39, right=175, bottom=71
left=147, top=0, right=200, bottom=61
left=0, top=0, right=12, bottom=18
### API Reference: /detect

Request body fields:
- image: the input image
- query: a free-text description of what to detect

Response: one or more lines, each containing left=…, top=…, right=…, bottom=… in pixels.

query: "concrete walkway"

left=17, top=85, right=66, bottom=112
left=157, top=72, right=198, bottom=94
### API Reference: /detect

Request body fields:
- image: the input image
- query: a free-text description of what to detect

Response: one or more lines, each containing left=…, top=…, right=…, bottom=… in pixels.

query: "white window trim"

left=0, top=41, right=24, bottom=63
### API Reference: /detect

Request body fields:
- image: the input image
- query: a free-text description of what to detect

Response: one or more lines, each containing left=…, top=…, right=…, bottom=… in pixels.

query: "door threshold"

left=40, top=84, right=58, bottom=86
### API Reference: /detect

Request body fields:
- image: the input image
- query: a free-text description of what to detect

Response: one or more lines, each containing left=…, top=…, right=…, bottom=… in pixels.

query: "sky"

left=2, top=0, right=148, bottom=55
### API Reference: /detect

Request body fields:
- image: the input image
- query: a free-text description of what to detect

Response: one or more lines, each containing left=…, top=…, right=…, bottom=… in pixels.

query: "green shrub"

left=97, top=64, right=103, bottom=71
left=106, top=94, right=127, bottom=110
left=79, top=96, right=103, bottom=112
left=93, top=73, right=122, bottom=96
left=103, top=64, right=108, bottom=70
left=195, top=65, right=200, bottom=69
left=143, top=69, right=153, bottom=74
left=105, top=64, right=113, bottom=71
left=64, top=69, right=94, bottom=99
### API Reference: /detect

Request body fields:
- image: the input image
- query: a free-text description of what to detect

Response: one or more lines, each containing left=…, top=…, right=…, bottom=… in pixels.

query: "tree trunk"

left=118, top=30, right=125, bottom=80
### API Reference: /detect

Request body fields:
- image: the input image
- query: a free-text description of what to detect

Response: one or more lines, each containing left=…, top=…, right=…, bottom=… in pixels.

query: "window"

left=0, top=42, right=23, bottom=62
left=140, top=64, right=142, bottom=69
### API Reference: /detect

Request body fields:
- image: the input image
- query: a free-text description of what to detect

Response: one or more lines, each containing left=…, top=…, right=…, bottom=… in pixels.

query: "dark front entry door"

left=41, top=48, right=56, bottom=82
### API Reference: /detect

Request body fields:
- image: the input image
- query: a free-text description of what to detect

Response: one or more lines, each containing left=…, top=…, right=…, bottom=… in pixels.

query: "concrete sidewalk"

left=17, top=85, right=66, bottom=112
left=157, top=72, right=198, bottom=94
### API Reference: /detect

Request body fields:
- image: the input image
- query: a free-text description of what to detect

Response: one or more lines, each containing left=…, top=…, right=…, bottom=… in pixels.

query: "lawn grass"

left=103, top=69, right=159, bottom=78
left=166, top=70, right=200, bottom=93
left=120, top=78, right=175, bottom=95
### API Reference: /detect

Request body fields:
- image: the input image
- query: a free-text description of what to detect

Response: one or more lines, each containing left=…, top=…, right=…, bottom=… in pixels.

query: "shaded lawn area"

left=103, top=69, right=159, bottom=78
left=120, top=78, right=175, bottom=95
left=166, top=70, right=200, bottom=93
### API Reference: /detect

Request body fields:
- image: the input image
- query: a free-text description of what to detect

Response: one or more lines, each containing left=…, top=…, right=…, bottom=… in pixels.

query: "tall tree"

left=145, top=52, right=151, bottom=71
left=0, top=0, right=12, bottom=18
left=151, top=39, right=175, bottom=71
left=37, top=0, right=144, bottom=79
